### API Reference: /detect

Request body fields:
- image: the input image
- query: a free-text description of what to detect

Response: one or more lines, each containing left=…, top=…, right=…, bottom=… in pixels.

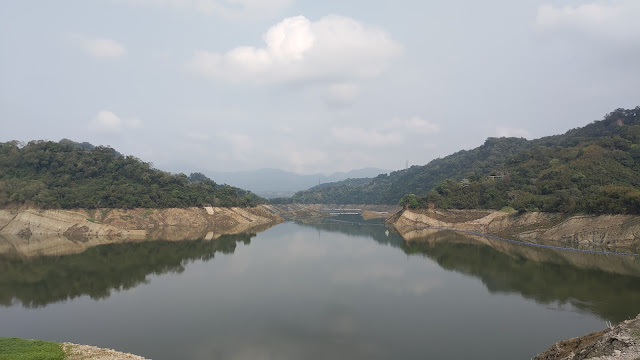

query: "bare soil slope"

left=392, top=209, right=640, bottom=248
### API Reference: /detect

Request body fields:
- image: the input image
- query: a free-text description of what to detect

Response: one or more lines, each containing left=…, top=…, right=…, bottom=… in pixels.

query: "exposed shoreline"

left=532, top=314, right=640, bottom=360
left=0, top=205, right=283, bottom=258
left=390, top=208, right=640, bottom=249
left=63, top=342, right=150, bottom=360
left=5, top=206, right=639, bottom=359
left=391, top=208, right=640, bottom=359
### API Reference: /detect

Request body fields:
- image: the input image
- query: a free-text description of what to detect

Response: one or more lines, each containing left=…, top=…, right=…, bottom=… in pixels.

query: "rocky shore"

left=532, top=314, right=640, bottom=360
left=390, top=209, right=640, bottom=249
left=0, top=205, right=283, bottom=258
left=63, top=343, right=150, bottom=360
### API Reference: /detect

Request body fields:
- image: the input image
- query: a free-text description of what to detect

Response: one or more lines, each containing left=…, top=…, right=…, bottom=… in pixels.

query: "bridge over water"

left=322, top=208, right=363, bottom=215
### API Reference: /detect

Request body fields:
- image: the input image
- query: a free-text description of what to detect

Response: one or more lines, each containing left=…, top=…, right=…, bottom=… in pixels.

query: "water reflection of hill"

left=296, top=216, right=405, bottom=249
left=401, top=230, right=640, bottom=323
left=0, top=233, right=254, bottom=308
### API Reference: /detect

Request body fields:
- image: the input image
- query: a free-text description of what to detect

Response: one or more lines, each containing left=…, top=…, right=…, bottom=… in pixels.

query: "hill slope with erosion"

left=391, top=208, right=640, bottom=249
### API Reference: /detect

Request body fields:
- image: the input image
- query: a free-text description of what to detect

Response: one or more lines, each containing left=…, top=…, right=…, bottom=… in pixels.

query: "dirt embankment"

left=391, top=209, right=640, bottom=249
left=0, top=205, right=282, bottom=258
left=63, top=343, right=149, bottom=360
left=532, top=314, right=640, bottom=360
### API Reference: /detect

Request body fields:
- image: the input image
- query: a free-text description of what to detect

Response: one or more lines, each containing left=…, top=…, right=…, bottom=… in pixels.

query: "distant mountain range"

left=206, top=168, right=390, bottom=198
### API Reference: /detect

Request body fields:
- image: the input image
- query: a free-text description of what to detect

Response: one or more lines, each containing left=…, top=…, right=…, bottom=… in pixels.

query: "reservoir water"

left=1, top=217, right=640, bottom=359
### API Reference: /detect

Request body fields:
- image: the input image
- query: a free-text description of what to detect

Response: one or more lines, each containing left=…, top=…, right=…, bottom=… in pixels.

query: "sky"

left=1, top=0, right=639, bottom=175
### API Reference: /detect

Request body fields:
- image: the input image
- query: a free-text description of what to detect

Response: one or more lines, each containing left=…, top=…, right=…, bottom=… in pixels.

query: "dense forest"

left=0, top=139, right=264, bottom=209
left=279, top=107, right=640, bottom=214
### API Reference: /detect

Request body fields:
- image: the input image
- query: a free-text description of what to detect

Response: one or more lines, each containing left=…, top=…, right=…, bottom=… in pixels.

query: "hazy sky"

left=1, top=0, right=639, bottom=175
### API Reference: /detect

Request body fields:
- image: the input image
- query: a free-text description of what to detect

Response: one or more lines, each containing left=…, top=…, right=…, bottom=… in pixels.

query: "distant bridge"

left=324, top=208, right=363, bottom=215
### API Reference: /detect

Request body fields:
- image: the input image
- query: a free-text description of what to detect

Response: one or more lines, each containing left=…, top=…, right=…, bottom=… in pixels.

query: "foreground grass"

left=0, top=337, right=65, bottom=360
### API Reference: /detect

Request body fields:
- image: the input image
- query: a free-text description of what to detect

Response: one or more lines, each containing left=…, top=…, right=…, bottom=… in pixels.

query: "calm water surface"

left=2, top=218, right=640, bottom=359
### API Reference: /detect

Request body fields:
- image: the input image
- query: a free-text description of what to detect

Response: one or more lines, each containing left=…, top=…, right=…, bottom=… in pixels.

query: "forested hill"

left=0, top=140, right=264, bottom=209
left=281, top=107, right=640, bottom=214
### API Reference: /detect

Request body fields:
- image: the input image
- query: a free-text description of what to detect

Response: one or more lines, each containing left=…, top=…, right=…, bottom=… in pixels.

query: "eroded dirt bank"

left=532, top=314, right=640, bottom=360
left=391, top=209, right=640, bottom=249
left=0, top=205, right=282, bottom=258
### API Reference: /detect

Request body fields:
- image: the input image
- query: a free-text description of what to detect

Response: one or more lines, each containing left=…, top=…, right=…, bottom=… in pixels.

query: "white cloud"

left=331, top=116, right=439, bottom=148
left=187, top=15, right=402, bottom=85
left=84, top=37, right=126, bottom=58
left=219, top=131, right=253, bottom=161
left=121, top=0, right=292, bottom=18
left=496, top=127, right=530, bottom=138
left=283, top=146, right=328, bottom=173
left=331, top=127, right=403, bottom=147
left=325, top=83, right=359, bottom=106
left=185, top=132, right=210, bottom=141
left=333, top=151, right=376, bottom=172
left=64, top=33, right=126, bottom=58
left=277, top=125, right=293, bottom=134
left=387, top=116, right=440, bottom=134
left=88, top=110, right=141, bottom=133
left=535, top=1, right=640, bottom=42
left=126, top=117, right=142, bottom=128
left=536, top=3, right=619, bottom=29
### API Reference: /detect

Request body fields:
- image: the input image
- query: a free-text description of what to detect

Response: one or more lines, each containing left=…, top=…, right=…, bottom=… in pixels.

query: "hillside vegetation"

left=0, top=140, right=264, bottom=209
left=284, top=107, right=640, bottom=214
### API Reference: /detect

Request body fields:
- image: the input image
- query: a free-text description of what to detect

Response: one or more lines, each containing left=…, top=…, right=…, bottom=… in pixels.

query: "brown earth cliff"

left=0, top=205, right=283, bottom=258
left=391, top=209, right=640, bottom=249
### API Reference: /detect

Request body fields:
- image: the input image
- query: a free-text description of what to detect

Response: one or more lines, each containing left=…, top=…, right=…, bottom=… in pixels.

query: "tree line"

left=400, top=108, right=640, bottom=214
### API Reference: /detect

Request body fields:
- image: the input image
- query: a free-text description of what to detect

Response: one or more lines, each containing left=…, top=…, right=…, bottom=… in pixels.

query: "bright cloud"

left=65, top=33, right=126, bottom=58
left=387, top=116, right=440, bottom=134
left=121, top=0, right=292, bottom=18
left=89, top=110, right=141, bottom=133
left=185, top=132, right=210, bottom=141
left=331, top=127, right=403, bottom=147
left=325, top=83, right=360, bottom=106
left=535, top=1, right=640, bottom=41
left=220, top=131, right=253, bottom=161
left=536, top=3, right=620, bottom=29
left=187, top=15, right=402, bottom=85
left=332, top=116, right=439, bottom=148
left=283, top=146, right=329, bottom=173
left=83, top=37, right=126, bottom=58
left=496, top=127, right=530, bottom=138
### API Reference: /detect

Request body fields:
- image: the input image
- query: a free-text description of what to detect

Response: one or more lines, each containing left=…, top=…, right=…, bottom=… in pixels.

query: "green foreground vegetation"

left=0, top=139, right=264, bottom=209
left=280, top=107, right=640, bottom=214
left=0, top=337, right=65, bottom=360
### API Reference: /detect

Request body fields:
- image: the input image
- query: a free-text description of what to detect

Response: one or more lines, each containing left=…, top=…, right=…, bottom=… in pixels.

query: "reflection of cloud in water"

left=192, top=310, right=383, bottom=360
left=331, top=264, right=441, bottom=295
left=194, top=338, right=383, bottom=360
left=286, top=236, right=328, bottom=260
left=332, top=264, right=403, bottom=283
left=228, top=253, right=253, bottom=274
